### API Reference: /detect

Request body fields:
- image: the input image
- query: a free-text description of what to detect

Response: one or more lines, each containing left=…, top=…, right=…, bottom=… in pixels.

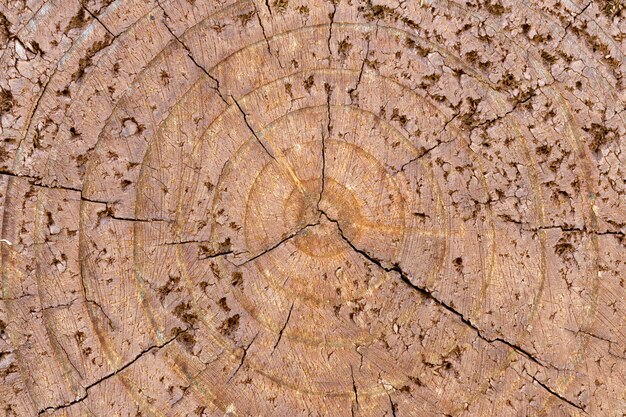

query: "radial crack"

left=317, top=123, right=327, bottom=209
left=473, top=91, right=536, bottom=129
left=231, top=95, right=276, bottom=160
left=327, top=1, right=337, bottom=57
left=235, top=221, right=318, bottom=266
left=348, top=36, right=370, bottom=100
left=227, top=333, right=258, bottom=383
left=54, top=336, right=82, bottom=379
left=17, top=74, right=52, bottom=155
left=318, top=84, right=333, bottom=208
left=0, top=170, right=82, bottom=193
left=253, top=4, right=282, bottom=68
left=254, top=4, right=272, bottom=54
left=156, top=0, right=227, bottom=104
left=397, top=136, right=456, bottom=173
left=38, top=330, right=185, bottom=414
left=388, top=393, right=397, bottom=417
left=271, top=302, right=294, bottom=354
left=82, top=6, right=115, bottom=38
left=523, top=224, right=624, bottom=236
left=556, top=1, right=592, bottom=50
left=320, top=211, right=548, bottom=369
left=525, top=370, right=586, bottom=412
left=350, top=365, right=359, bottom=412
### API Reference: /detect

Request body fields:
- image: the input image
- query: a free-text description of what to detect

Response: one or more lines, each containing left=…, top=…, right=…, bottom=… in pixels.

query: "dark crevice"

left=235, top=221, right=318, bottom=266
left=438, top=111, right=461, bottom=135
left=54, top=336, right=83, bottom=379
left=564, top=327, right=615, bottom=344
left=254, top=4, right=281, bottom=68
left=396, top=109, right=464, bottom=173
left=397, top=136, right=456, bottom=173
left=317, top=84, right=333, bottom=209
left=230, top=95, right=276, bottom=160
left=156, top=0, right=227, bottom=104
left=271, top=302, right=294, bottom=354
left=499, top=216, right=624, bottom=236
left=82, top=6, right=115, bottom=38
left=41, top=298, right=79, bottom=312
left=525, top=370, right=586, bottom=412
left=85, top=299, right=115, bottom=330
left=473, top=91, right=536, bottom=129
left=388, top=393, right=397, bottom=417
left=158, top=241, right=237, bottom=260
left=197, top=250, right=234, bottom=260
left=159, top=238, right=223, bottom=246
left=227, top=333, right=258, bottom=383
left=327, top=2, right=337, bottom=57
left=79, top=261, right=116, bottom=331
left=0, top=292, right=35, bottom=300
left=0, top=170, right=82, bottom=193
left=80, top=196, right=110, bottom=205
left=348, top=36, right=370, bottom=100
left=319, top=211, right=550, bottom=369
left=318, top=124, right=327, bottom=209
left=557, top=1, right=592, bottom=49
left=18, top=76, right=52, bottom=154
left=524, top=224, right=624, bottom=236
left=38, top=330, right=185, bottom=414
left=105, top=215, right=172, bottom=223
left=254, top=4, right=271, bottom=54
left=350, top=365, right=359, bottom=411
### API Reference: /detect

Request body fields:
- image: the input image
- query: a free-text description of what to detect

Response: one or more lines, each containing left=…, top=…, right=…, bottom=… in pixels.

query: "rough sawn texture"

left=0, top=0, right=625, bottom=416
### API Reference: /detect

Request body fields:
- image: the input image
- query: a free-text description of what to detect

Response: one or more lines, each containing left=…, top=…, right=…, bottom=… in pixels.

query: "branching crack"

left=156, top=0, right=227, bottom=104
left=473, top=92, right=536, bottom=129
left=271, top=302, right=294, bottom=354
left=254, top=8, right=270, bottom=46
left=38, top=330, right=185, bottom=414
left=557, top=1, right=592, bottom=50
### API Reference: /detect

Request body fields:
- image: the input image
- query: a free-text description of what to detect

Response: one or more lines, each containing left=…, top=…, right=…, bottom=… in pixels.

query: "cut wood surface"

left=0, top=0, right=625, bottom=416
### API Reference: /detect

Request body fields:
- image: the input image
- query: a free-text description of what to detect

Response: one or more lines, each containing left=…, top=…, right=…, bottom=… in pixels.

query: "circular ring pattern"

left=0, top=1, right=624, bottom=416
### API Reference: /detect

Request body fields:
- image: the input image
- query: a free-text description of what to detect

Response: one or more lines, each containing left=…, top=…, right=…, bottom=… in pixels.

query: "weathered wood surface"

left=0, top=0, right=625, bottom=416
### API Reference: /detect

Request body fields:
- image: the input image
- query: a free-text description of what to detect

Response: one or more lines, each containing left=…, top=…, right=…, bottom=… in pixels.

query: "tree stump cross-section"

left=0, top=0, right=625, bottom=416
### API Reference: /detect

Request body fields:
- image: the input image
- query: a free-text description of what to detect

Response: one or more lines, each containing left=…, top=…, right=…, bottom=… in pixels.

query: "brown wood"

left=0, top=0, right=624, bottom=416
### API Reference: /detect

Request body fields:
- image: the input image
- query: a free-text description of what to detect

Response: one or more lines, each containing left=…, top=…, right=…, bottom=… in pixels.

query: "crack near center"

left=318, top=211, right=552, bottom=371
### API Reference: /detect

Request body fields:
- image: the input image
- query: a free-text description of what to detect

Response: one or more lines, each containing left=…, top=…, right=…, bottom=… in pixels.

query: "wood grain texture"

left=0, top=0, right=624, bottom=416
